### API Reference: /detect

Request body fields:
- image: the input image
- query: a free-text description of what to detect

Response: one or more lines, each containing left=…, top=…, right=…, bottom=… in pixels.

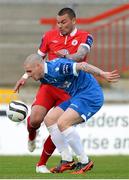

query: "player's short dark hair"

left=58, top=7, right=76, bottom=19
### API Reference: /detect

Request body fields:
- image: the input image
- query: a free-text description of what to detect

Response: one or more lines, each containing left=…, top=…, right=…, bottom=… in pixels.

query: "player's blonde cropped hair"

left=24, top=54, right=42, bottom=67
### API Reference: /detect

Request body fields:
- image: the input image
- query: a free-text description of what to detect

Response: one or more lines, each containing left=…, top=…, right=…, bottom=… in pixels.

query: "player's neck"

left=68, top=26, right=77, bottom=36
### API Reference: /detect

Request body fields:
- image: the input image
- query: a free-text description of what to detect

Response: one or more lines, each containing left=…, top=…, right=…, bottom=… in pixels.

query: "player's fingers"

left=110, top=79, right=119, bottom=82
left=111, top=73, right=120, bottom=77
left=54, top=51, right=57, bottom=54
left=13, top=82, right=21, bottom=93
left=108, top=77, right=120, bottom=82
left=107, top=71, right=120, bottom=80
left=54, top=51, right=60, bottom=55
left=54, top=51, right=65, bottom=57
left=13, top=85, right=19, bottom=93
left=110, top=75, right=120, bottom=79
left=111, top=70, right=119, bottom=74
left=111, top=72, right=120, bottom=78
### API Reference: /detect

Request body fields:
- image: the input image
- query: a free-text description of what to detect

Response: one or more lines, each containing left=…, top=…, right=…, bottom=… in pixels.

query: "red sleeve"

left=37, top=32, right=49, bottom=57
left=80, top=32, right=93, bottom=52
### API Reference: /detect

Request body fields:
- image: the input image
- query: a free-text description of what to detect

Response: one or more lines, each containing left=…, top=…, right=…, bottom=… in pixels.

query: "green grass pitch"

left=0, top=155, right=129, bottom=179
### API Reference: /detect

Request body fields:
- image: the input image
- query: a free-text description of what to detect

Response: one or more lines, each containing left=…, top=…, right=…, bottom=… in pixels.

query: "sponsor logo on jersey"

left=52, top=40, right=58, bottom=43
left=60, top=63, right=72, bottom=75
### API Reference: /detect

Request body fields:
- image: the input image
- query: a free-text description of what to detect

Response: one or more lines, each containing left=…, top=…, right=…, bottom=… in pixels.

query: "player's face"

left=57, top=14, right=76, bottom=35
left=24, top=64, right=43, bottom=81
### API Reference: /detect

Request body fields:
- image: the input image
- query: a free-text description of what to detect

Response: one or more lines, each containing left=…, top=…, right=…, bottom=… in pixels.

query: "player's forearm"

left=66, top=45, right=89, bottom=62
left=77, top=62, right=105, bottom=77
left=66, top=53, right=86, bottom=62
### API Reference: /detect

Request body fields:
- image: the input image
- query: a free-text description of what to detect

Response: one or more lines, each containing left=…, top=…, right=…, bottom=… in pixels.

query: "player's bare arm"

left=13, top=73, right=29, bottom=93
left=76, top=62, right=120, bottom=82
left=55, top=44, right=89, bottom=62
left=66, top=44, right=89, bottom=62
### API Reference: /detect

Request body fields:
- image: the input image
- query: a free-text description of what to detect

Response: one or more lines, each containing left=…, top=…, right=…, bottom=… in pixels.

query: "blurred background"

left=0, top=0, right=129, bottom=157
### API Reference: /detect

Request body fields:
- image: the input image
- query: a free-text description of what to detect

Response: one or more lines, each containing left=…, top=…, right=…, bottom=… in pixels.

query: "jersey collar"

left=60, top=27, right=77, bottom=37
left=70, top=27, right=77, bottom=37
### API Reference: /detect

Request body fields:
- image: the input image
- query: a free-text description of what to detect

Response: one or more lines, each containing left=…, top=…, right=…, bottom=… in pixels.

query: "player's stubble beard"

left=60, top=25, right=75, bottom=36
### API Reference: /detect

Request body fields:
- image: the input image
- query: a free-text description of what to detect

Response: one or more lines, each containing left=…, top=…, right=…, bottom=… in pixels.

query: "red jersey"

left=38, top=28, right=93, bottom=60
left=33, top=27, right=93, bottom=109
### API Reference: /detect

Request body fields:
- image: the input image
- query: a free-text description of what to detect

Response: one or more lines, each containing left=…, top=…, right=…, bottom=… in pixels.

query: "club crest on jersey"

left=72, top=39, right=78, bottom=46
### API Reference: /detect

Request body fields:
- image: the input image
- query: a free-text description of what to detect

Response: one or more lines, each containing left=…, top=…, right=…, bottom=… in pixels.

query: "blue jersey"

left=40, top=58, right=102, bottom=97
left=40, top=58, right=104, bottom=121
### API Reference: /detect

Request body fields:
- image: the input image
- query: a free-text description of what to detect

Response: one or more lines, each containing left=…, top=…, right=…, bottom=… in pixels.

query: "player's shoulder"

left=50, top=58, right=70, bottom=65
left=41, top=29, right=58, bottom=40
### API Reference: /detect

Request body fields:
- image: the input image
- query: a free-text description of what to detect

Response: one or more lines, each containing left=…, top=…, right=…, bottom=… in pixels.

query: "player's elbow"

left=76, top=54, right=87, bottom=62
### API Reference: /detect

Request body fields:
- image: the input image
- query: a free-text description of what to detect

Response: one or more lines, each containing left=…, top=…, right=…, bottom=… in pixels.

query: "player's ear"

left=72, top=17, right=76, bottom=25
left=36, top=62, right=40, bottom=67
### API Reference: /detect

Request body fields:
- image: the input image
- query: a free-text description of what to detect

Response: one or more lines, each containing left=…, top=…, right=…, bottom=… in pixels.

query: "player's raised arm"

left=76, top=62, right=120, bottom=82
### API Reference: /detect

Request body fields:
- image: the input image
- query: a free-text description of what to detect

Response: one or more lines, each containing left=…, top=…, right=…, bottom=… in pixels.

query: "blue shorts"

left=58, top=88, right=104, bottom=122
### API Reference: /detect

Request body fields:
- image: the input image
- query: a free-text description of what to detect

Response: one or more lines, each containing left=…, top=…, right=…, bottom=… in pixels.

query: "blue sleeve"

left=58, top=60, right=78, bottom=76
left=59, top=62, right=73, bottom=75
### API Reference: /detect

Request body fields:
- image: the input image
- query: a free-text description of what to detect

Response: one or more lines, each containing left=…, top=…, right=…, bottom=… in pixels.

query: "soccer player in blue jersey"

left=23, top=53, right=120, bottom=174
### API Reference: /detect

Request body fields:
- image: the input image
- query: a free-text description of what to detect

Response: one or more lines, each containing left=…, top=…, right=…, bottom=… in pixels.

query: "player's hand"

left=13, top=78, right=27, bottom=93
left=54, top=49, right=69, bottom=58
left=101, top=70, right=120, bottom=82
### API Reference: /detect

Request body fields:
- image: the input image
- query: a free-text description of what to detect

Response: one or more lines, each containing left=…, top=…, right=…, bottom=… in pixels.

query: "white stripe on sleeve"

left=73, top=63, right=78, bottom=76
left=80, top=43, right=91, bottom=52
left=37, top=49, right=46, bottom=57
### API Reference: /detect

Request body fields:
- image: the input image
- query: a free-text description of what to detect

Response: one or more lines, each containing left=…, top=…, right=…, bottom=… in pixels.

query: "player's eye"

left=62, top=21, right=67, bottom=24
left=57, top=20, right=66, bottom=25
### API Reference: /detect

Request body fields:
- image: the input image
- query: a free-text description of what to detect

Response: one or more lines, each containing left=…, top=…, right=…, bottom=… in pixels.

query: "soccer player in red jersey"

left=14, top=7, right=93, bottom=173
